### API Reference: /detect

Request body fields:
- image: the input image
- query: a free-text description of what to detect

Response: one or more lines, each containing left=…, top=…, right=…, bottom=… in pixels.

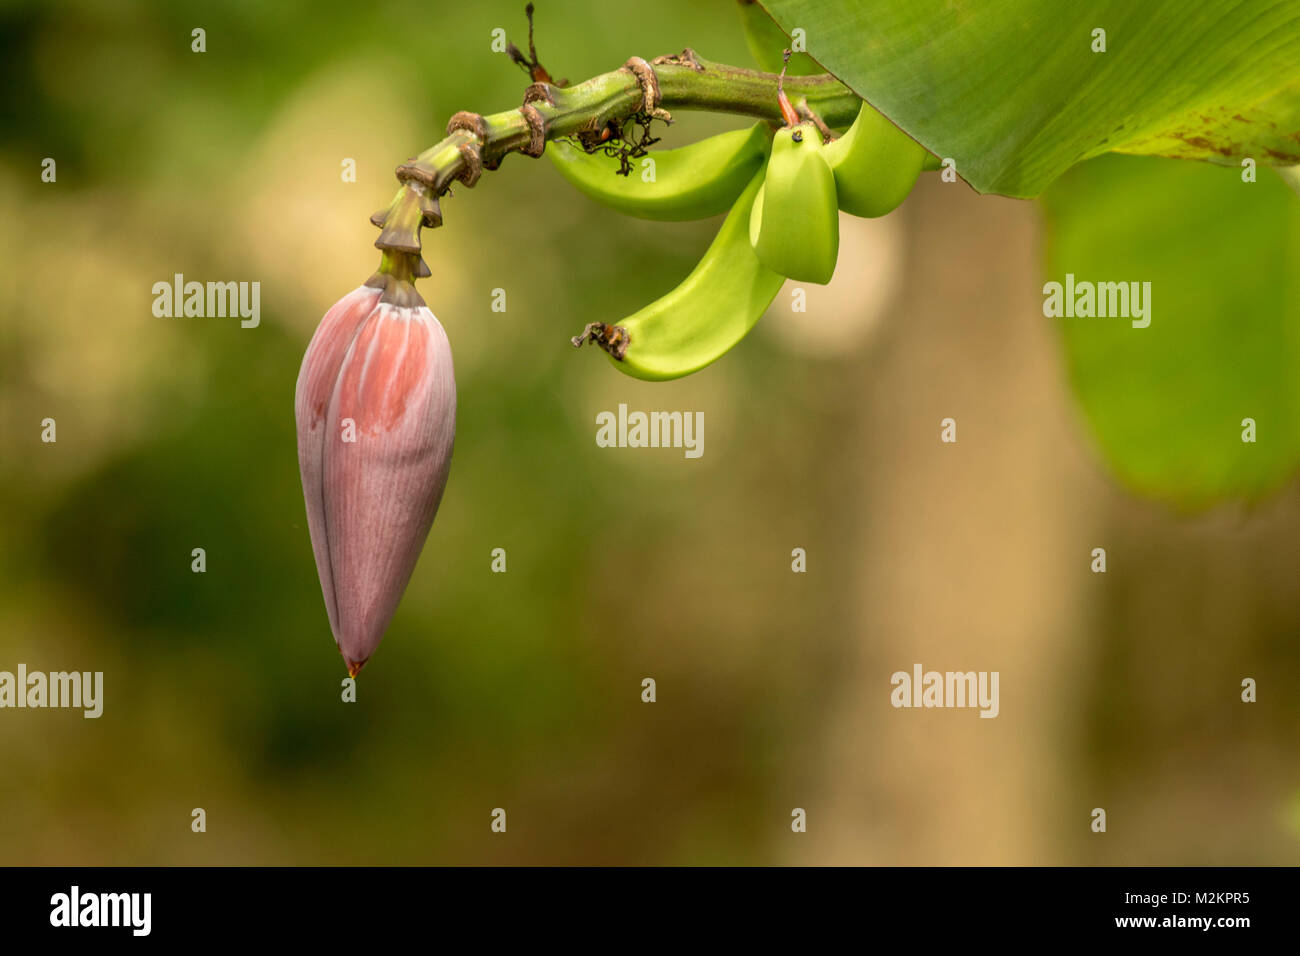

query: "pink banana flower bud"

left=295, top=269, right=456, bottom=676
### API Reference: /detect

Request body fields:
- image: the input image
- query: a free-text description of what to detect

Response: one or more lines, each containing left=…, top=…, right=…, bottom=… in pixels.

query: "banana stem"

left=373, top=50, right=864, bottom=259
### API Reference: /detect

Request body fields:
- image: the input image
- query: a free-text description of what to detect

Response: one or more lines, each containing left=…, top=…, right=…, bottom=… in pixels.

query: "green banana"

left=573, top=165, right=784, bottom=381
left=736, top=0, right=821, bottom=75
left=823, top=100, right=928, bottom=218
left=548, top=123, right=772, bottom=221
left=749, top=122, right=839, bottom=284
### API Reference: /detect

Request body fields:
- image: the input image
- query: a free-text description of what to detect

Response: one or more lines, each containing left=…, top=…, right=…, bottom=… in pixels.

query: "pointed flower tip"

left=346, top=658, right=366, bottom=678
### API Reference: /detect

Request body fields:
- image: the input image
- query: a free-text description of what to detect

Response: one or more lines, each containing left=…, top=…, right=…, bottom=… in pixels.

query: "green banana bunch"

left=547, top=122, right=772, bottom=221
left=824, top=100, right=928, bottom=218
left=573, top=165, right=784, bottom=380
left=749, top=122, right=840, bottom=284
left=560, top=29, right=936, bottom=378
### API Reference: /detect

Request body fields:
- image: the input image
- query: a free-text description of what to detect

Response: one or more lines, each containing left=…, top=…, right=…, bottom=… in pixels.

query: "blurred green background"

left=1, top=0, right=1297, bottom=864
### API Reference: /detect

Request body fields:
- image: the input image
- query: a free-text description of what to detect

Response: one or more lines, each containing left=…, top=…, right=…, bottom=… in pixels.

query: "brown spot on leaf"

left=1173, top=131, right=1234, bottom=157
left=1263, top=145, right=1300, bottom=162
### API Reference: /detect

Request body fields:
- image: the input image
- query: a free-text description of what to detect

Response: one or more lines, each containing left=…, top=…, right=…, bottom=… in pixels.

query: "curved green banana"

left=576, top=166, right=784, bottom=381
left=548, top=123, right=772, bottom=221
left=823, top=101, right=928, bottom=218
left=736, top=0, right=821, bottom=75
left=749, top=122, right=839, bottom=284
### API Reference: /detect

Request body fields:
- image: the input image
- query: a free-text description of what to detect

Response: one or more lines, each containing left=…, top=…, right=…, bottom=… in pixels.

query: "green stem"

left=373, top=50, right=864, bottom=259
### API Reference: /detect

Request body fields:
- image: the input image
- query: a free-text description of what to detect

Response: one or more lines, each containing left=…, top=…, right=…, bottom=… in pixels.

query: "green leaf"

left=1042, top=154, right=1300, bottom=507
left=736, top=0, right=822, bottom=75
left=760, top=0, right=1300, bottom=196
